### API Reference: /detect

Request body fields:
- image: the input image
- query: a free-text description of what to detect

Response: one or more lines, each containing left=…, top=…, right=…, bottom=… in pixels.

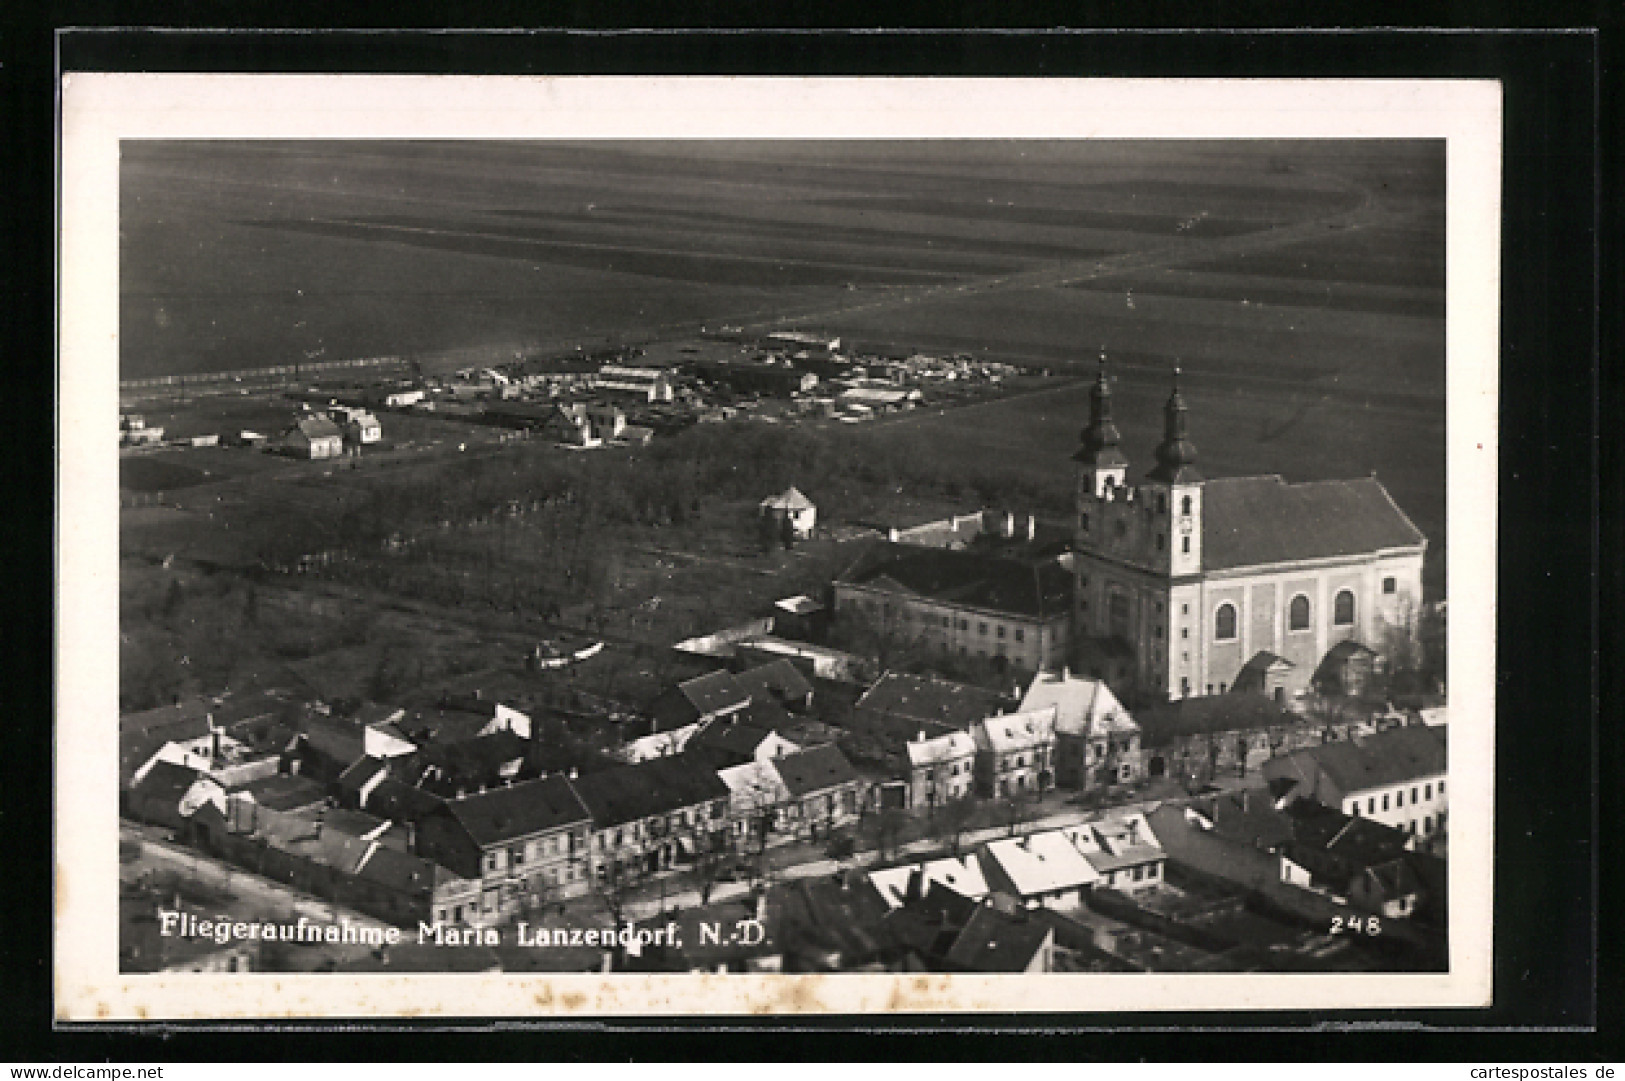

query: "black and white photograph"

left=56, top=75, right=1500, bottom=1018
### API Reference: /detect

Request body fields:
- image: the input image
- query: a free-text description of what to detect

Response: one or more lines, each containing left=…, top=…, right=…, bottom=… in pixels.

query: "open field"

left=122, top=140, right=1441, bottom=387
left=120, top=140, right=1448, bottom=709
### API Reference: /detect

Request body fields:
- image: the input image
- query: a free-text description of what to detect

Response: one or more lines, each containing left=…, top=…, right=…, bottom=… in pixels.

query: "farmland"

left=119, top=139, right=1447, bottom=711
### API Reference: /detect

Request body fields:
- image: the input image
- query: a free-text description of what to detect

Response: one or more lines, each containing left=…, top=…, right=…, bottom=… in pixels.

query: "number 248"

left=1331, top=915, right=1382, bottom=935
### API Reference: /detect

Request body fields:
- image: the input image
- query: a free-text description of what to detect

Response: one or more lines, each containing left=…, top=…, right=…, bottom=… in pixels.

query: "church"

left=1070, top=360, right=1427, bottom=703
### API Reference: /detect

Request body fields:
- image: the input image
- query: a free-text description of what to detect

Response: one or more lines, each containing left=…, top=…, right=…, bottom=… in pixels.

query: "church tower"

left=1072, top=354, right=1129, bottom=498
left=1143, top=368, right=1202, bottom=577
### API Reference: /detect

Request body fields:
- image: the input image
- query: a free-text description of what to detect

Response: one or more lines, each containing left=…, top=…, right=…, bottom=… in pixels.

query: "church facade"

left=1070, top=361, right=1427, bottom=703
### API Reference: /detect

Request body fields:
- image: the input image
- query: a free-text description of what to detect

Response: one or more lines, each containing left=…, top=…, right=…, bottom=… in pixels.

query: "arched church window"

left=1214, top=603, right=1237, bottom=641
left=1289, top=594, right=1311, bottom=631
left=1181, top=495, right=1192, bottom=516
left=1333, top=590, right=1355, bottom=625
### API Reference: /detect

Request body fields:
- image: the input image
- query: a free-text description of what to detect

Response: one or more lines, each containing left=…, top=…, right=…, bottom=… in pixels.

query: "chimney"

left=888, top=527, right=899, bottom=542
left=1061, top=666, right=1069, bottom=681
left=917, top=730, right=926, bottom=743
left=1004, top=511, right=1015, bottom=538
left=569, top=767, right=579, bottom=780
left=755, top=887, right=769, bottom=923
left=1027, top=515, right=1036, bottom=541
left=406, top=821, right=417, bottom=853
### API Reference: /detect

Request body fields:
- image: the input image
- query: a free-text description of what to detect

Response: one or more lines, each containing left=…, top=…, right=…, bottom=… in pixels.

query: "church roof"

left=837, top=542, right=1073, bottom=619
left=1200, top=476, right=1425, bottom=571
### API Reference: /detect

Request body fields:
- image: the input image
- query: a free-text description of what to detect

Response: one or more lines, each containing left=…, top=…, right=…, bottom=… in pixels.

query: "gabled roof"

left=716, top=759, right=792, bottom=809
left=978, top=832, right=1099, bottom=897
left=337, top=755, right=390, bottom=794
left=1201, top=475, right=1426, bottom=571
left=971, top=707, right=1057, bottom=754
left=120, top=698, right=215, bottom=784
left=869, top=856, right=989, bottom=909
left=731, top=659, right=814, bottom=705
left=291, top=718, right=366, bottom=765
left=131, top=760, right=204, bottom=806
left=236, top=773, right=328, bottom=812
left=770, top=744, right=861, bottom=799
left=760, top=486, right=815, bottom=511
left=363, top=778, right=446, bottom=821
left=1266, top=725, right=1446, bottom=797
left=838, top=542, right=1073, bottom=619
left=905, top=730, right=978, bottom=768
left=1190, top=787, right=1296, bottom=851
left=293, top=414, right=343, bottom=441
left=676, top=669, right=752, bottom=717
left=569, top=757, right=730, bottom=828
left=1019, top=669, right=1138, bottom=738
left=944, top=904, right=1052, bottom=973
left=856, top=671, right=1014, bottom=732
left=437, top=775, right=590, bottom=846
left=353, top=843, right=446, bottom=896
left=1238, top=651, right=1295, bottom=676
left=413, top=730, right=528, bottom=784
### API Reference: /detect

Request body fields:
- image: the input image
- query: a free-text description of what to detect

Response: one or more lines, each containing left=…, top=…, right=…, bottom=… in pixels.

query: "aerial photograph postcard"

left=56, top=76, right=1500, bottom=1019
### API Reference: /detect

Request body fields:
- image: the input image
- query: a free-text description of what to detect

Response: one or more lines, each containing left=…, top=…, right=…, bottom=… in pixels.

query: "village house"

left=903, top=729, right=978, bottom=810
left=729, top=657, right=816, bottom=712
left=413, top=775, right=595, bottom=925
left=974, top=831, right=1099, bottom=911
left=1261, top=724, right=1447, bottom=848
left=328, top=404, right=382, bottom=446
left=647, top=668, right=754, bottom=731
left=682, top=709, right=801, bottom=772
left=768, top=744, right=867, bottom=842
left=942, top=902, right=1056, bottom=974
left=569, top=756, right=732, bottom=884
left=834, top=543, right=1073, bottom=672
left=119, top=413, right=166, bottom=446
left=758, top=487, right=818, bottom=540
left=969, top=706, right=1057, bottom=798
left=1019, top=668, right=1143, bottom=790
left=717, top=758, right=794, bottom=845
left=595, top=364, right=675, bottom=403
left=868, top=855, right=990, bottom=909
left=538, top=403, right=601, bottom=447
left=854, top=671, right=1018, bottom=741
left=280, top=413, right=345, bottom=459
left=1068, top=814, right=1167, bottom=892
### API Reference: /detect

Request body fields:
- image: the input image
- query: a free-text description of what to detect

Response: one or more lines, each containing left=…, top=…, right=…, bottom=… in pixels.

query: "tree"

left=866, top=808, right=910, bottom=862
left=932, top=796, right=978, bottom=858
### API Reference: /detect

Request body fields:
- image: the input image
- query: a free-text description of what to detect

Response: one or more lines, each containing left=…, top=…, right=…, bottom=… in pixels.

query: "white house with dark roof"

left=1261, top=724, right=1447, bottom=848
left=969, top=706, right=1057, bottom=798
left=903, top=730, right=978, bottom=809
left=1071, top=361, right=1427, bottom=701
left=759, top=486, right=817, bottom=539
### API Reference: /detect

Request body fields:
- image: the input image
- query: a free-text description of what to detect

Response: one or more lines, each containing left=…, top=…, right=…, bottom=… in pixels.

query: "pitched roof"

left=131, top=760, right=204, bottom=806
left=337, top=755, right=390, bottom=793
left=1019, top=670, right=1138, bottom=738
left=839, top=543, right=1073, bottom=619
left=120, top=698, right=215, bottom=784
left=353, top=844, right=446, bottom=896
left=1201, top=475, right=1426, bottom=572
left=677, top=669, right=752, bottom=717
left=236, top=773, right=328, bottom=812
left=770, top=744, right=861, bottom=799
left=978, top=832, right=1100, bottom=897
left=869, top=856, right=989, bottom=908
left=363, top=778, right=446, bottom=821
left=761, top=487, right=815, bottom=511
left=1190, top=787, right=1297, bottom=851
left=856, top=672, right=1014, bottom=732
left=291, top=718, right=366, bottom=765
left=971, top=707, right=1057, bottom=754
left=731, top=659, right=814, bottom=705
left=438, top=775, right=591, bottom=846
left=716, top=759, right=793, bottom=809
left=569, top=757, right=730, bottom=828
left=1267, top=725, right=1446, bottom=797
left=944, top=904, right=1052, bottom=972
left=905, top=730, right=978, bottom=768
left=294, top=414, right=343, bottom=440
left=687, top=720, right=786, bottom=764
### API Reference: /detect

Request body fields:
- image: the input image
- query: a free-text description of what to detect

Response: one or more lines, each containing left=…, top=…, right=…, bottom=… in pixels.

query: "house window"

left=1014, top=628, right=1024, bottom=642
left=1383, top=577, right=1397, bottom=594
left=1181, top=536, right=1190, bottom=554
left=1155, top=625, right=1164, bottom=638
left=1214, top=603, right=1238, bottom=641
left=1412, top=786, right=1419, bottom=803
left=997, top=625, right=1006, bottom=639
left=978, top=622, right=988, bottom=635
left=1181, top=495, right=1192, bottom=516
left=1395, top=790, right=1403, bottom=807
left=1382, top=793, right=1390, bottom=811
left=1334, top=590, right=1356, bottom=625
left=1439, top=780, right=1445, bottom=794
left=484, top=852, right=499, bottom=873
left=1424, top=783, right=1432, bottom=799
left=1346, top=800, right=1357, bottom=815
left=1181, top=603, right=1189, bottom=615
left=1181, top=677, right=1190, bottom=696
left=1368, top=798, right=1376, bottom=814
left=1181, top=627, right=1189, bottom=640
left=1289, top=594, right=1311, bottom=631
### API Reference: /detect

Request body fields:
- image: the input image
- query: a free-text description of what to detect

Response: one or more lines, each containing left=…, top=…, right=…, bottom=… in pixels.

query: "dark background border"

left=3, top=11, right=1612, bottom=1062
